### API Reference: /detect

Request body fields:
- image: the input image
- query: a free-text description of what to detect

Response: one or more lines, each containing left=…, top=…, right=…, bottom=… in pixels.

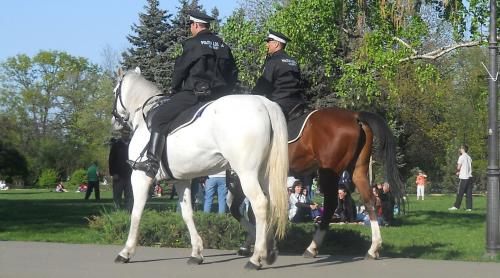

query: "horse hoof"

left=303, top=249, right=317, bottom=258
left=364, top=252, right=379, bottom=260
left=114, top=255, right=130, bottom=264
left=244, top=261, right=262, bottom=270
left=237, top=247, right=251, bottom=257
left=187, top=256, right=204, bottom=265
left=266, top=249, right=278, bottom=265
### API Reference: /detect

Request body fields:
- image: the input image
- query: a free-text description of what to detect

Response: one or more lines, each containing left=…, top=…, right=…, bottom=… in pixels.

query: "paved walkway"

left=1, top=241, right=499, bottom=278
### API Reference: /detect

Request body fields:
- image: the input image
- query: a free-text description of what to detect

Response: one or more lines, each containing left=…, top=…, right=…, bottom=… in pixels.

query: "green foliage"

left=0, top=0, right=493, bottom=193
left=67, top=169, right=87, bottom=189
left=269, top=0, right=343, bottom=105
left=0, top=50, right=112, bottom=185
left=122, top=0, right=212, bottom=94
left=122, top=0, right=175, bottom=93
left=220, top=9, right=266, bottom=89
left=0, top=140, right=28, bottom=183
left=89, top=210, right=246, bottom=249
left=38, top=168, right=58, bottom=189
left=1, top=190, right=497, bottom=262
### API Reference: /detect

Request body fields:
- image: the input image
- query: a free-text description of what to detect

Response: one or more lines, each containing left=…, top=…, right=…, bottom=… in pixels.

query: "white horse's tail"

left=262, top=100, right=289, bottom=240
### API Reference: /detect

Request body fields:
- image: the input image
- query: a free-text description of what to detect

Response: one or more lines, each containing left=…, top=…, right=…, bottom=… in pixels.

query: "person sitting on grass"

left=288, top=181, right=319, bottom=223
left=301, top=187, right=321, bottom=222
left=55, top=182, right=68, bottom=193
left=154, top=183, right=164, bottom=197
left=331, top=185, right=357, bottom=223
left=0, top=180, right=9, bottom=190
left=379, top=182, right=395, bottom=226
left=76, top=183, right=88, bottom=192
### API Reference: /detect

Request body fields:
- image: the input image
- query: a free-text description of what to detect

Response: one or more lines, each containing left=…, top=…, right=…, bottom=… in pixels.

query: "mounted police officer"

left=131, top=10, right=238, bottom=178
left=253, top=29, right=306, bottom=120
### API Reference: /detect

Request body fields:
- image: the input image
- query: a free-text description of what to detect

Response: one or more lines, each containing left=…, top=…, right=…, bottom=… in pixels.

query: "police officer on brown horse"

left=131, top=10, right=238, bottom=178
left=253, top=29, right=306, bottom=120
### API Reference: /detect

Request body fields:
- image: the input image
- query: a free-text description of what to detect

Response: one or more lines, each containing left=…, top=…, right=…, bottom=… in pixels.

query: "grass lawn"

left=0, top=188, right=178, bottom=243
left=377, top=194, right=491, bottom=261
left=1, top=189, right=498, bottom=262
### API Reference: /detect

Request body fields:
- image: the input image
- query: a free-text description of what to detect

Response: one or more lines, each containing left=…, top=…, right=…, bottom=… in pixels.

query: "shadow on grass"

left=0, top=191, right=55, bottom=195
left=0, top=197, right=178, bottom=234
left=382, top=241, right=463, bottom=259
left=402, top=210, right=484, bottom=228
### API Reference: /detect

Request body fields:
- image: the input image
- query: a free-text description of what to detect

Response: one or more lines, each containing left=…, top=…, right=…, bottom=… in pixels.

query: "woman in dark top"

left=332, top=185, right=356, bottom=223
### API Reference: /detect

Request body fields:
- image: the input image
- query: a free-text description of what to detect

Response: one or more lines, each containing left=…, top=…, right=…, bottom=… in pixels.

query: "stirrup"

left=127, top=159, right=159, bottom=178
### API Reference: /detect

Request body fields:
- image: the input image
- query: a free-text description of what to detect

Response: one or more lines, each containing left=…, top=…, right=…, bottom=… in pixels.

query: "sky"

left=0, top=0, right=240, bottom=65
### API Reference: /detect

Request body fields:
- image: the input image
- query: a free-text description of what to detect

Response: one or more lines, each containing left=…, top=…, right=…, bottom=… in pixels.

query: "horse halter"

left=112, top=75, right=130, bottom=129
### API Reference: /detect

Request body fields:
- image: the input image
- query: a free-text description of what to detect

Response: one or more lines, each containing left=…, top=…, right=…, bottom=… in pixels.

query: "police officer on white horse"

left=253, top=29, right=306, bottom=120
left=130, top=10, right=238, bottom=178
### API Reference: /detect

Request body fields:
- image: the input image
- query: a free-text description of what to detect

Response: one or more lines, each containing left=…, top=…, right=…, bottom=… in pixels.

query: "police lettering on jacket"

left=171, top=29, right=238, bottom=97
left=253, top=49, right=303, bottom=101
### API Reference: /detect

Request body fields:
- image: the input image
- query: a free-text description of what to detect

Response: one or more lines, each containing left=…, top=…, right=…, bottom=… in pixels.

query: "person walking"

left=129, top=10, right=238, bottom=178
left=253, top=29, right=306, bottom=120
left=109, top=131, right=133, bottom=212
left=449, top=144, right=473, bottom=211
left=85, top=161, right=100, bottom=201
left=203, top=171, right=228, bottom=214
left=416, top=170, right=427, bottom=200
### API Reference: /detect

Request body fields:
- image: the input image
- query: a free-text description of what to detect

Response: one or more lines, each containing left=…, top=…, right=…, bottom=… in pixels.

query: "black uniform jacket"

left=253, top=49, right=304, bottom=101
left=109, top=139, right=132, bottom=178
left=171, top=29, right=238, bottom=98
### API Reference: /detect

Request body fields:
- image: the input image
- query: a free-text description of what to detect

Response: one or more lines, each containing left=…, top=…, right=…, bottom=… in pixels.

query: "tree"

left=221, top=0, right=489, bottom=190
left=0, top=50, right=112, bottom=184
left=122, top=0, right=175, bottom=93
left=171, top=0, right=204, bottom=46
left=220, top=9, right=266, bottom=90
left=38, top=168, right=58, bottom=189
left=0, top=140, right=28, bottom=184
left=100, top=44, right=122, bottom=78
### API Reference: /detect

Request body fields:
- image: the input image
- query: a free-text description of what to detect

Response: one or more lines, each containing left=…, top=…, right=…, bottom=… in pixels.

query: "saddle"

left=287, top=102, right=307, bottom=121
left=287, top=109, right=318, bottom=143
left=143, top=97, right=213, bottom=181
left=145, top=97, right=213, bottom=135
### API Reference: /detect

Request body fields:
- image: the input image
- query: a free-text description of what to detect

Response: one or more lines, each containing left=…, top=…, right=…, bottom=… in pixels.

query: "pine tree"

left=122, top=0, right=174, bottom=93
left=211, top=7, right=221, bottom=34
left=171, top=0, right=204, bottom=46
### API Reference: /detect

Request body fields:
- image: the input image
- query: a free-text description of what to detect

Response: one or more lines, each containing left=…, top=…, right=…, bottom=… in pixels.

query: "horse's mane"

left=124, top=70, right=162, bottom=96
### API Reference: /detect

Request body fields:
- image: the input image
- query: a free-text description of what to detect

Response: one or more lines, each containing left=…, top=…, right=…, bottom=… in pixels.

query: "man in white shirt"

left=449, top=144, right=473, bottom=211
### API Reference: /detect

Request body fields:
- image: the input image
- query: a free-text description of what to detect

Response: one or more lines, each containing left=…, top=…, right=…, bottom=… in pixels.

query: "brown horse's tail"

left=357, top=112, right=406, bottom=211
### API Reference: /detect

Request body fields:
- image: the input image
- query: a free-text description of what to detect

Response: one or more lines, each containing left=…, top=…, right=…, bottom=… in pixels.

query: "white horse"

left=111, top=68, right=289, bottom=269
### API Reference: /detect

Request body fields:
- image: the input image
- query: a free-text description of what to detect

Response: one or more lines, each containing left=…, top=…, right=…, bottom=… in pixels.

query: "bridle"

left=111, top=72, right=168, bottom=131
left=112, top=74, right=130, bottom=129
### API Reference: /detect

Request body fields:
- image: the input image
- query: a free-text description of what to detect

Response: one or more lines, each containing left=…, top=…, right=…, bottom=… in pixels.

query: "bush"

left=38, top=168, right=58, bottom=189
left=89, top=210, right=246, bottom=249
left=67, top=169, right=87, bottom=189
left=89, top=210, right=372, bottom=256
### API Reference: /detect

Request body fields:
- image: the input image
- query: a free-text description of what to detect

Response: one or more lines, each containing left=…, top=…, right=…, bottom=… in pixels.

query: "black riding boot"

left=128, top=132, right=164, bottom=178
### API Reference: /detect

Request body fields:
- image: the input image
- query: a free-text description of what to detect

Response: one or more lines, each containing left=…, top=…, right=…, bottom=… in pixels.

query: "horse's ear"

left=117, top=68, right=124, bottom=77
left=134, top=67, right=141, bottom=74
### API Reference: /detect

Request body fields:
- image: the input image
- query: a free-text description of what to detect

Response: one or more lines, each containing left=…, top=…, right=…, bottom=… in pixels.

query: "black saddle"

left=287, top=110, right=318, bottom=143
left=146, top=99, right=213, bottom=135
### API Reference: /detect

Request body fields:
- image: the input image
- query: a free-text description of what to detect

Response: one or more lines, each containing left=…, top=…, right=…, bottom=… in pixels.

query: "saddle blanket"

left=168, top=101, right=213, bottom=135
left=288, top=110, right=318, bottom=143
left=146, top=98, right=213, bottom=135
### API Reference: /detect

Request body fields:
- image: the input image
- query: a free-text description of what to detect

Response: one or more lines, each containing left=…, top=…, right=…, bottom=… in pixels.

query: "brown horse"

left=227, top=107, right=404, bottom=260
